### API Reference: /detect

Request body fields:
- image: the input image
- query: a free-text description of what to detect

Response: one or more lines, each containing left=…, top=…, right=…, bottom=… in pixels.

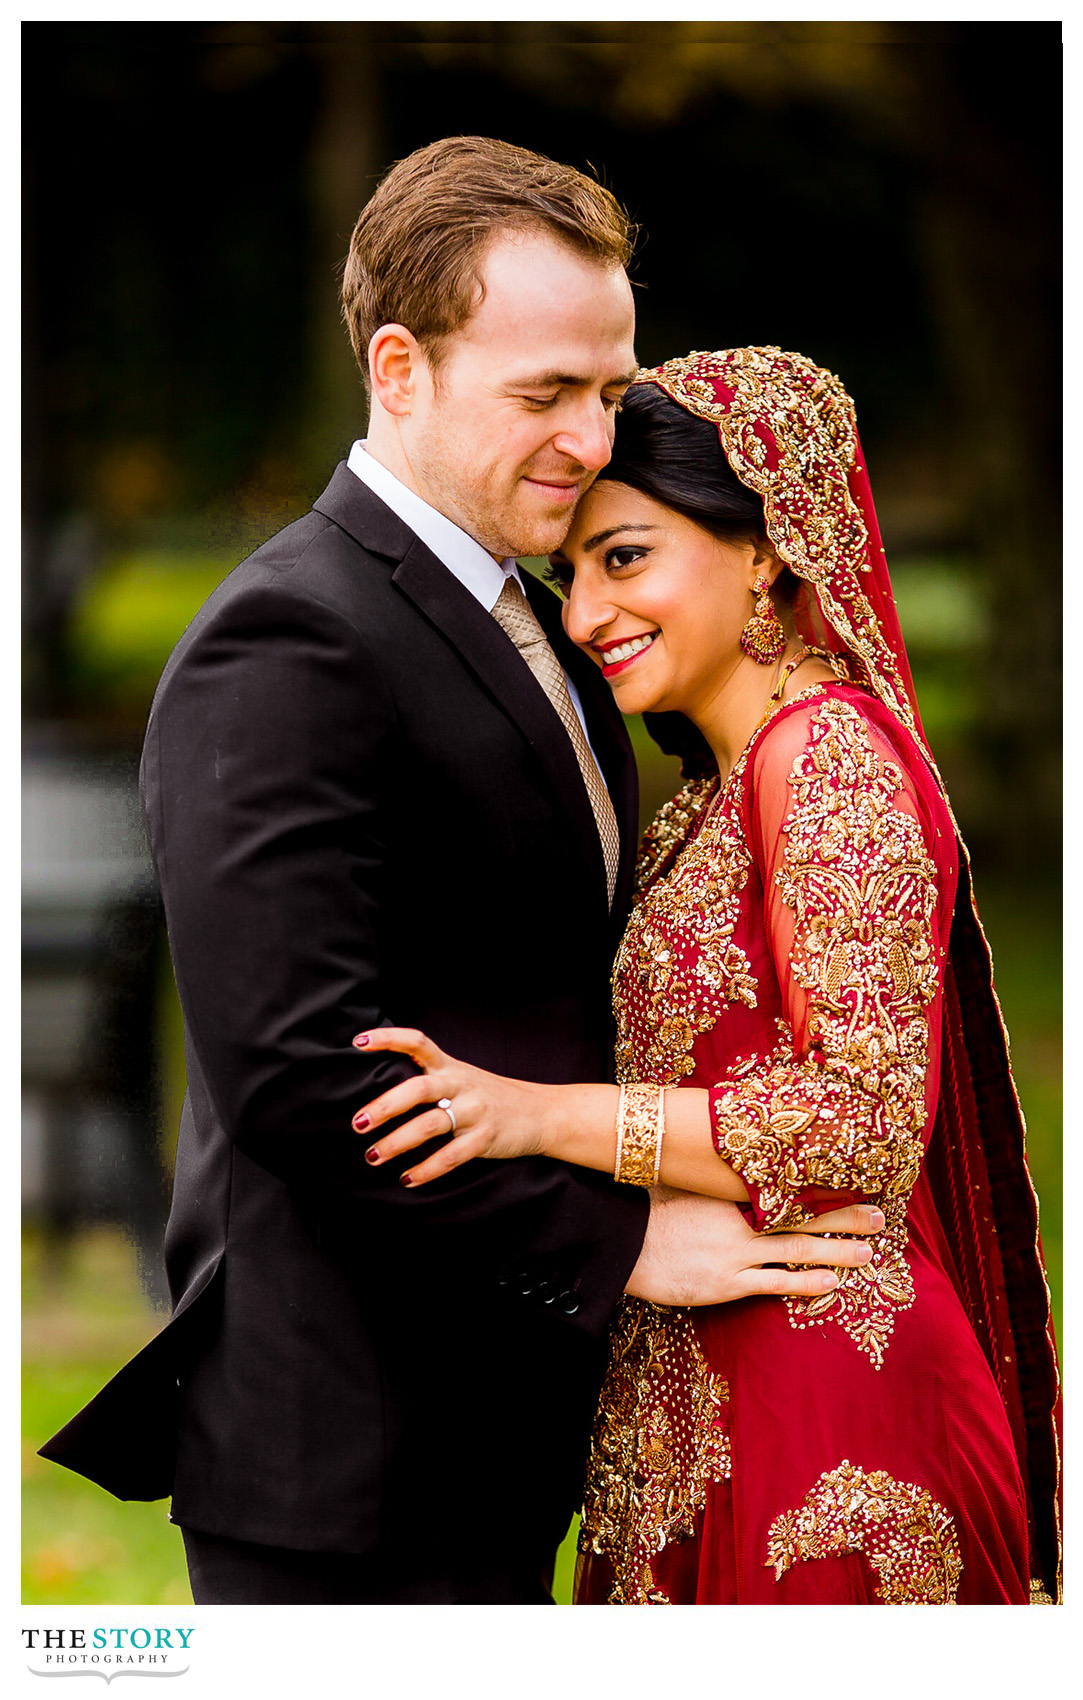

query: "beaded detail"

left=712, top=699, right=940, bottom=1367
left=765, top=1460, right=963, bottom=1603
left=578, top=1301, right=731, bottom=1605
left=638, top=346, right=917, bottom=736
left=613, top=765, right=760, bottom=1087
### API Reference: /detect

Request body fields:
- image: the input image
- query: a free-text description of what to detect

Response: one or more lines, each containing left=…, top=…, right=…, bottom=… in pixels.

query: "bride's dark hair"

left=596, top=382, right=767, bottom=540
left=596, top=384, right=792, bottom=777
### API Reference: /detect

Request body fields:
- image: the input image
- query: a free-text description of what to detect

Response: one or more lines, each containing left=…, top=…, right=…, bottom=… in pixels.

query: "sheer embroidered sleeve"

left=709, top=695, right=947, bottom=1235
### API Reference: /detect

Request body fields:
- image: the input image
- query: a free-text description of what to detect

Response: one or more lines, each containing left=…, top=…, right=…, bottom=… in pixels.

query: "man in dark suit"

left=42, top=136, right=879, bottom=1603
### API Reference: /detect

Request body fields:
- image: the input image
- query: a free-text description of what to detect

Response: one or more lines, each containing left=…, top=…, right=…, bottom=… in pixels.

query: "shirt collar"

left=346, top=440, right=522, bottom=611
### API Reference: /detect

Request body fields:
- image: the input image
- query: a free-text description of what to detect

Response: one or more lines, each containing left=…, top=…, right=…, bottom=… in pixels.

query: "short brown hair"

left=341, top=135, right=635, bottom=376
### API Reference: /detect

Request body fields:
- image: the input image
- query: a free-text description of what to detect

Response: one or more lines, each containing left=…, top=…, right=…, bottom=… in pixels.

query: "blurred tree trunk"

left=303, top=23, right=385, bottom=487
left=910, top=97, right=1059, bottom=870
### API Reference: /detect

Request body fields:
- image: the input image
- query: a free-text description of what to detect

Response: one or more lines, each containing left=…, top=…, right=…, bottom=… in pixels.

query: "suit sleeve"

left=708, top=697, right=946, bottom=1231
left=144, top=569, right=647, bottom=1334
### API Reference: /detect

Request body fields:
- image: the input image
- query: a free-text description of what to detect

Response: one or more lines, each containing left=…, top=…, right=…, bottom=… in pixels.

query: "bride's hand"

left=351, top=1027, right=554, bottom=1186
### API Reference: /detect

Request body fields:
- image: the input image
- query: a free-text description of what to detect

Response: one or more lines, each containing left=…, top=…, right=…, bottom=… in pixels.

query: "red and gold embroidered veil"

left=633, top=347, right=1061, bottom=1601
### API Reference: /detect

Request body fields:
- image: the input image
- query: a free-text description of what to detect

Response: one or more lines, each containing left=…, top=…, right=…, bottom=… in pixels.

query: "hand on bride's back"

left=626, top=1187, right=881, bottom=1307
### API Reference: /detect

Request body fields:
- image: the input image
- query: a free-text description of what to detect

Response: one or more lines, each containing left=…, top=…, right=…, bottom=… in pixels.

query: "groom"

left=42, top=136, right=879, bottom=1604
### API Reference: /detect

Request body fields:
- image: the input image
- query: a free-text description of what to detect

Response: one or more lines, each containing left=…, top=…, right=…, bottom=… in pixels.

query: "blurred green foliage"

left=22, top=1230, right=190, bottom=1606
left=68, top=552, right=232, bottom=706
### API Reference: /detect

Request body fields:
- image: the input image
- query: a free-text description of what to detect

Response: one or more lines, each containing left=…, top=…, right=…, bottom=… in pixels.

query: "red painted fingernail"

left=353, top=1034, right=370, bottom=1047
left=352, top=1114, right=369, bottom=1132
left=400, top=1174, right=414, bottom=1188
left=365, top=1146, right=380, bottom=1164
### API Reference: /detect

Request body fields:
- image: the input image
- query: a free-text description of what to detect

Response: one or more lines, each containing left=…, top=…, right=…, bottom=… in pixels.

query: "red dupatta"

left=636, top=347, right=1061, bottom=1601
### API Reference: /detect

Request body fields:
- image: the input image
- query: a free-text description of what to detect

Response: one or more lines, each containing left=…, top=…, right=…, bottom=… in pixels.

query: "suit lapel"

left=313, top=461, right=420, bottom=560
left=313, top=466, right=613, bottom=907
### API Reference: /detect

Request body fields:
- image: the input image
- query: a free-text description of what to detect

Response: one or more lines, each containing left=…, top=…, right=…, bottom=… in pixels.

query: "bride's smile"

left=591, top=628, right=660, bottom=678
left=548, top=478, right=796, bottom=772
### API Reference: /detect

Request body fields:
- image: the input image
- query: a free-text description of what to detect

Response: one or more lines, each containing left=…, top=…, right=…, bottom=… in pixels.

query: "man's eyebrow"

left=503, top=370, right=639, bottom=391
left=581, top=523, right=660, bottom=552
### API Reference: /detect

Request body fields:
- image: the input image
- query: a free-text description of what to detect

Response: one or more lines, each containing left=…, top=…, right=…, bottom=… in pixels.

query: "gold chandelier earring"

left=740, top=575, right=786, bottom=665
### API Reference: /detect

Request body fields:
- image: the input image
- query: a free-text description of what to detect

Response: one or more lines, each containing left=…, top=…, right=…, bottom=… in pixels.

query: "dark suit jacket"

left=41, top=465, right=649, bottom=1567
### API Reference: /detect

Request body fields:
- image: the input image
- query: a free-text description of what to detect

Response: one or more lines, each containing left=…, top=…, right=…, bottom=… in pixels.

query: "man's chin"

left=468, top=489, right=583, bottom=560
left=502, top=510, right=577, bottom=559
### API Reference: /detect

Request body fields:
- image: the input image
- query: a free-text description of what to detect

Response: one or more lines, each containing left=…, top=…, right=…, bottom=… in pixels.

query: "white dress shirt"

left=346, top=441, right=603, bottom=765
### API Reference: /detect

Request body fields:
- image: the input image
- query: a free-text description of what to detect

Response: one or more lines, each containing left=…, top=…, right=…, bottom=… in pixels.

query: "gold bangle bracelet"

left=614, top=1083, right=666, bottom=1188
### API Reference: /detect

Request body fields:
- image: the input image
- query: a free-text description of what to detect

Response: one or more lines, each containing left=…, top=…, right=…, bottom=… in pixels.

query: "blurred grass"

left=22, top=1228, right=190, bottom=1606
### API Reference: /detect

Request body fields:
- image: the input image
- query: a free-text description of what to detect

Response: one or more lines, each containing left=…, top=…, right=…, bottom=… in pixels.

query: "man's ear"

left=368, top=324, right=422, bottom=418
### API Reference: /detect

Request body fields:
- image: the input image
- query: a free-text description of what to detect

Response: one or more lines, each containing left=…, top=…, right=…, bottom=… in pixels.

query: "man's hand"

left=625, top=1187, right=881, bottom=1306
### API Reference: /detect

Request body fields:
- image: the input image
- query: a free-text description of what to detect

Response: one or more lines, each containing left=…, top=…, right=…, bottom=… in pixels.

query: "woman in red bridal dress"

left=353, top=349, right=1060, bottom=1605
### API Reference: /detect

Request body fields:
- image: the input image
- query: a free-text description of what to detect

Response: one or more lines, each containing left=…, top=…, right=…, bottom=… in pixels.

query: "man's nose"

left=563, top=572, right=617, bottom=647
left=552, top=399, right=614, bottom=473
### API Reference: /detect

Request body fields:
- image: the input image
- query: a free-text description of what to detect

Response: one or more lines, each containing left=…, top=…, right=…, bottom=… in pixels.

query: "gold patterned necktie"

left=491, top=576, right=620, bottom=907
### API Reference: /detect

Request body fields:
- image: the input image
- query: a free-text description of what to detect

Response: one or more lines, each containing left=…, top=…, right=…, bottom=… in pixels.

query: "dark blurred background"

left=22, top=20, right=1061, bottom=1604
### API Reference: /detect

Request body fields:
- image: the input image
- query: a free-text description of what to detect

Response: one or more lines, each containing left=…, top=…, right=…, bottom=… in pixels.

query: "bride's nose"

left=562, top=567, right=620, bottom=648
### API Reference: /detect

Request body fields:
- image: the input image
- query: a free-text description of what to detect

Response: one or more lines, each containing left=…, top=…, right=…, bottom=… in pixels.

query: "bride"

left=350, top=348, right=1059, bottom=1605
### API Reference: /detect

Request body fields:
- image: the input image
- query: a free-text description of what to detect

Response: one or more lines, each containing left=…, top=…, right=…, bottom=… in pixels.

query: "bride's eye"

left=543, top=559, right=573, bottom=595
left=606, top=546, right=649, bottom=571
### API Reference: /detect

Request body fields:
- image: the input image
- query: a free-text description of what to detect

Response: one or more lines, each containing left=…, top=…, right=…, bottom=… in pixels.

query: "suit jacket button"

left=536, top=1280, right=557, bottom=1304
left=558, top=1290, right=580, bottom=1315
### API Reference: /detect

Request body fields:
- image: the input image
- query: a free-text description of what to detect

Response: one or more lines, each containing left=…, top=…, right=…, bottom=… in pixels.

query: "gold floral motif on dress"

left=614, top=773, right=757, bottom=1086
left=713, top=700, right=941, bottom=1367
left=578, top=1299, right=730, bottom=1605
left=765, top=1460, right=962, bottom=1603
left=639, top=347, right=918, bottom=737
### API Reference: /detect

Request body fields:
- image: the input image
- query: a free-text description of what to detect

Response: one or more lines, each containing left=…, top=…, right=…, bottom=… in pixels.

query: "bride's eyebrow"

left=581, top=523, right=660, bottom=552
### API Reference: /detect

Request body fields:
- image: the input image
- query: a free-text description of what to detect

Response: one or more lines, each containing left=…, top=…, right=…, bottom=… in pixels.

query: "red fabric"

left=579, top=688, right=1031, bottom=1603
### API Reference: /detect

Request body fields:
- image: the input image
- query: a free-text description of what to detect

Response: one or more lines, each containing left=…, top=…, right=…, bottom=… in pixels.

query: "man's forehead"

left=498, top=363, right=639, bottom=390
left=468, top=233, right=634, bottom=323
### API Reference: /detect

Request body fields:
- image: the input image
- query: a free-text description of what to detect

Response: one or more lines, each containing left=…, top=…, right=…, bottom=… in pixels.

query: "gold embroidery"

left=712, top=700, right=941, bottom=1367
left=578, top=1300, right=730, bottom=1605
left=765, top=1460, right=962, bottom=1603
left=633, top=777, right=716, bottom=894
left=639, top=347, right=918, bottom=737
left=614, top=772, right=757, bottom=1086
left=1029, top=1579, right=1056, bottom=1604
